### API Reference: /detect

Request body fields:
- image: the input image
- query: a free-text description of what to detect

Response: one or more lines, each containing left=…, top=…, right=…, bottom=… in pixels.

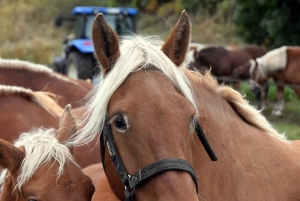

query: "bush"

left=234, top=0, right=300, bottom=49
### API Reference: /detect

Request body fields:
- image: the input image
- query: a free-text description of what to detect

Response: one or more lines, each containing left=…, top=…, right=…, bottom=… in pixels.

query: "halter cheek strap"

left=100, top=118, right=217, bottom=201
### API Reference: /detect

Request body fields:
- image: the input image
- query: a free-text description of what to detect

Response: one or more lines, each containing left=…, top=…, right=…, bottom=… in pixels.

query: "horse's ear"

left=161, top=10, right=191, bottom=66
left=0, top=139, right=24, bottom=174
left=92, top=13, right=120, bottom=75
left=57, top=104, right=77, bottom=153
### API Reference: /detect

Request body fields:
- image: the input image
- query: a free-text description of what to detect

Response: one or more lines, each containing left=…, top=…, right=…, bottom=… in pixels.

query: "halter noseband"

left=100, top=117, right=217, bottom=201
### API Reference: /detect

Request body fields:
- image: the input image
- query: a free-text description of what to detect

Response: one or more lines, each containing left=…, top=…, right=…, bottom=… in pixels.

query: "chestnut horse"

left=0, top=107, right=95, bottom=201
left=192, top=44, right=266, bottom=76
left=0, top=58, right=92, bottom=108
left=72, top=11, right=300, bottom=200
left=0, top=85, right=100, bottom=168
left=249, top=46, right=300, bottom=116
left=185, top=43, right=238, bottom=67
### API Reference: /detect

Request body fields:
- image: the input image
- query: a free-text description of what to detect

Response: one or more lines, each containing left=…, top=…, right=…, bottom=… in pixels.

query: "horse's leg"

left=272, top=85, right=285, bottom=116
left=253, top=81, right=269, bottom=110
left=261, top=82, right=269, bottom=109
left=253, top=86, right=264, bottom=110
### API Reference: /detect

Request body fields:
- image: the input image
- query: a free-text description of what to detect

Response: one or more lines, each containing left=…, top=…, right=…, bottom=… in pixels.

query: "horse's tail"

left=30, top=91, right=64, bottom=118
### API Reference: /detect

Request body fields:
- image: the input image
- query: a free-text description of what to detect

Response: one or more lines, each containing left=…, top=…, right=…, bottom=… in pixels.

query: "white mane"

left=256, top=46, right=288, bottom=75
left=249, top=59, right=256, bottom=75
left=71, top=35, right=197, bottom=145
left=12, top=128, right=76, bottom=191
left=0, top=85, right=33, bottom=96
left=0, top=58, right=77, bottom=85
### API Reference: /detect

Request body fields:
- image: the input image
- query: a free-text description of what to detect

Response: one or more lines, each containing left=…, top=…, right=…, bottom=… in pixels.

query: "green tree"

left=234, top=0, right=300, bottom=49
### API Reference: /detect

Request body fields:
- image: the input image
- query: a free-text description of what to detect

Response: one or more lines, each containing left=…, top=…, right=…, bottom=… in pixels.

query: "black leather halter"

left=100, top=118, right=217, bottom=201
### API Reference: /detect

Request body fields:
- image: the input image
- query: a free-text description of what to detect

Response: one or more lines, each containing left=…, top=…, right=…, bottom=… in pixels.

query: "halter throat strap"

left=100, top=118, right=217, bottom=200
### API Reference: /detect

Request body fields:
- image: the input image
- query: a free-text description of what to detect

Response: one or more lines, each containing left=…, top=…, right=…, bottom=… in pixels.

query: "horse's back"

left=194, top=46, right=231, bottom=75
left=241, top=44, right=267, bottom=58
left=287, top=46, right=300, bottom=60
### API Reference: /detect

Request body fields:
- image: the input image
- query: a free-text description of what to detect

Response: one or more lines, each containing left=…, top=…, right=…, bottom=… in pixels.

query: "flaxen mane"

left=72, top=36, right=198, bottom=146
left=185, top=69, right=287, bottom=142
left=255, top=46, right=288, bottom=74
left=0, top=58, right=77, bottom=85
left=0, top=128, right=77, bottom=191
left=0, top=85, right=63, bottom=117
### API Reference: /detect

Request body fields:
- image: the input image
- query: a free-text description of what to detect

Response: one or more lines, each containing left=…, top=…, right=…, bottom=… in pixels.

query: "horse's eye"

left=113, top=116, right=128, bottom=131
left=28, top=199, right=37, bottom=201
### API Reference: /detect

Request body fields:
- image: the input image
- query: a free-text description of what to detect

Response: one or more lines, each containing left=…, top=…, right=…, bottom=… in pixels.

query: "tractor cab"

left=52, top=7, right=138, bottom=80
left=73, top=7, right=136, bottom=38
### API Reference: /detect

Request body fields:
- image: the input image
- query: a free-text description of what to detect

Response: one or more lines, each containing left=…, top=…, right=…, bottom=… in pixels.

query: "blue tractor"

left=53, top=6, right=138, bottom=80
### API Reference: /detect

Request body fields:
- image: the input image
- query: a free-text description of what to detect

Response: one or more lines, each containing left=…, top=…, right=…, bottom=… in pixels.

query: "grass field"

left=240, top=82, right=300, bottom=140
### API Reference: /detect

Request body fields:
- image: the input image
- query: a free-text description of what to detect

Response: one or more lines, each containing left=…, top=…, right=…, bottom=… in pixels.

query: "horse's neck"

left=265, top=49, right=300, bottom=97
left=259, top=47, right=289, bottom=76
left=185, top=71, right=300, bottom=199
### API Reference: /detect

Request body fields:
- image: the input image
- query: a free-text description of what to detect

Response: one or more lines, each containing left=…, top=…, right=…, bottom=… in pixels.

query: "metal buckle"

left=106, top=141, right=114, bottom=156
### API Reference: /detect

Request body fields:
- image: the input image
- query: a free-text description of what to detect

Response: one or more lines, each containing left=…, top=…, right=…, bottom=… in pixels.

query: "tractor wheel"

left=66, top=52, right=94, bottom=80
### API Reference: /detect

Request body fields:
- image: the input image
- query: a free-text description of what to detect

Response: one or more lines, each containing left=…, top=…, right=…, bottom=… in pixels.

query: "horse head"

left=74, top=10, right=217, bottom=201
left=0, top=105, right=95, bottom=201
left=249, top=59, right=269, bottom=87
left=248, top=59, right=269, bottom=105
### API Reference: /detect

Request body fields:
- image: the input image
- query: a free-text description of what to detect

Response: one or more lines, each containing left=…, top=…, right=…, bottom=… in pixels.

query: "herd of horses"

left=0, top=10, right=300, bottom=201
left=186, top=32, right=300, bottom=115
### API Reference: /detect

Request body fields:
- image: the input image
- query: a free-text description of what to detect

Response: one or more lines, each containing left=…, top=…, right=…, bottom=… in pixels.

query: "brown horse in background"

left=185, top=43, right=239, bottom=66
left=193, top=44, right=268, bottom=108
left=0, top=59, right=92, bottom=108
left=74, top=11, right=300, bottom=200
left=185, top=42, right=208, bottom=65
left=192, top=44, right=266, bottom=76
left=249, top=46, right=300, bottom=115
left=0, top=85, right=100, bottom=168
left=0, top=107, right=95, bottom=201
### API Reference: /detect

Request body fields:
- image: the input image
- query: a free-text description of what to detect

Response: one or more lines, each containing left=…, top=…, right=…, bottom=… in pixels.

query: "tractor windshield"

left=85, top=14, right=134, bottom=38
